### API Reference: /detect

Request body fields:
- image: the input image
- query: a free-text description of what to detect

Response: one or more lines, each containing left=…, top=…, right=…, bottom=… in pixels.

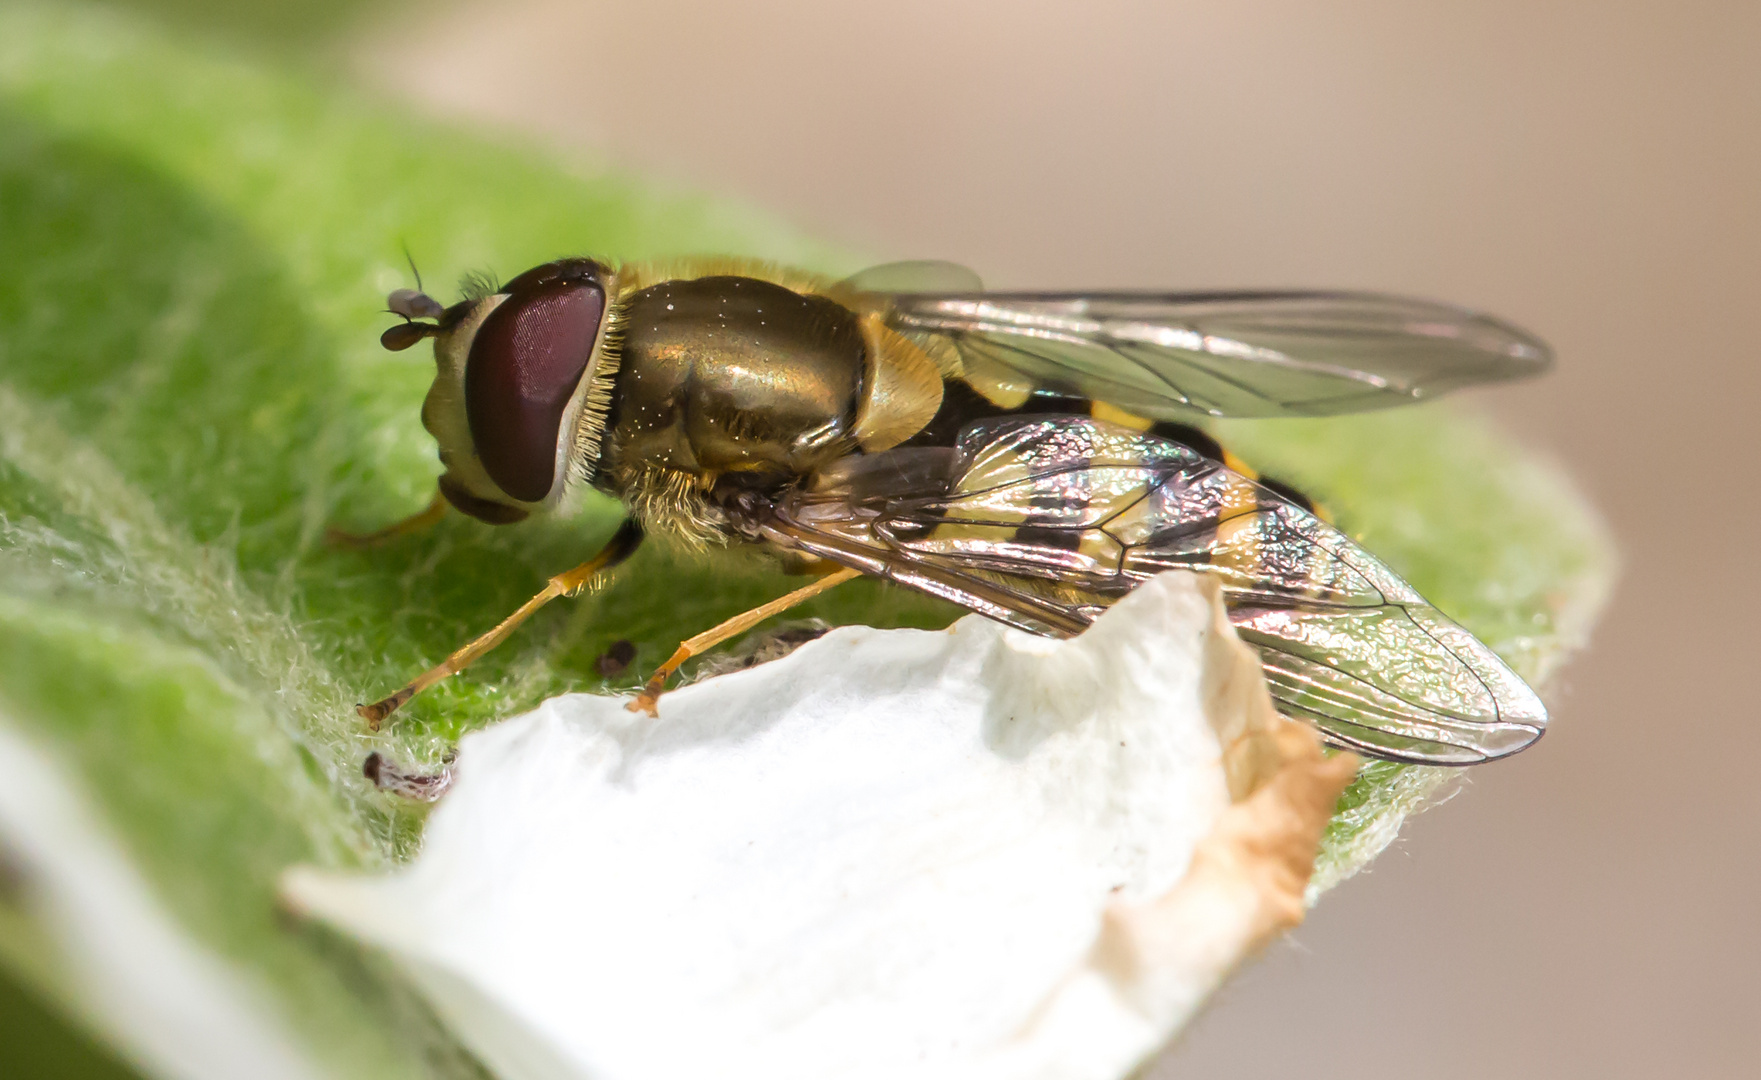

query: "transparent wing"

left=841, top=260, right=984, bottom=293
left=759, top=416, right=1546, bottom=764
left=879, top=290, right=1552, bottom=419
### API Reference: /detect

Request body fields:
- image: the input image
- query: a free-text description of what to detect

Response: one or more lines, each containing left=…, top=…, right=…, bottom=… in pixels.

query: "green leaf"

left=0, top=4, right=1614, bottom=1077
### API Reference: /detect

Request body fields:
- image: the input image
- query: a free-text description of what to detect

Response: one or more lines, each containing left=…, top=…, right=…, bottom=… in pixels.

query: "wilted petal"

left=283, top=572, right=1353, bottom=1080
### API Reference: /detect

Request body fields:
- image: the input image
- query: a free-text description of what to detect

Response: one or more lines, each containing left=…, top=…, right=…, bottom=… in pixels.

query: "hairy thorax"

left=597, top=275, right=868, bottom=545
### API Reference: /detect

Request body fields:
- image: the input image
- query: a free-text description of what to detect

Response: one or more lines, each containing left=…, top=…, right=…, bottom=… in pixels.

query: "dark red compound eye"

left=465, top=276, right=606, bottom=502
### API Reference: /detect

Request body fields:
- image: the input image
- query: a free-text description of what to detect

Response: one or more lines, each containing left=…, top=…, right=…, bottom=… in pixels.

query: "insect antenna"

left=382, top=243, right=445, bottom=349
left=403, top=243, right=426, bottom=296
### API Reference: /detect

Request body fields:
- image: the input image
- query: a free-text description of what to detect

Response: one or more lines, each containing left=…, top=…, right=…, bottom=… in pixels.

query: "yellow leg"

left=358, top=519, right=644, bottom=729
left=628, top=567, right=862, bottom=717
left=327, top=490, right=448, bottom=549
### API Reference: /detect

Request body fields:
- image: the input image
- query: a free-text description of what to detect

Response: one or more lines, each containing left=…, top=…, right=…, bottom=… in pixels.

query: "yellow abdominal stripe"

left=1082, top=402, right=1336, bottom=525
left=1211, top=472, right=1265, bottom=580
left=924, top=389, right=1331, bottom=579
left=1084, top=403, right=1270, bottom=579
left=928, top=435, right=1157, bottom=576
left=1087, top=400, right=1154, bottom=432
left=1219, top=450, right=1260, bottom=481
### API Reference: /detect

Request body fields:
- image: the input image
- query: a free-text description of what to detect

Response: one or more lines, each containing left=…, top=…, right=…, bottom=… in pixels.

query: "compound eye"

left=465, top=278, right=606, bottom=502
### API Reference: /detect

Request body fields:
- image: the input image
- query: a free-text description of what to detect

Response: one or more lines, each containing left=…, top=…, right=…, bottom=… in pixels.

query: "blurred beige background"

left=353, top=2, right=1758, bottom=1077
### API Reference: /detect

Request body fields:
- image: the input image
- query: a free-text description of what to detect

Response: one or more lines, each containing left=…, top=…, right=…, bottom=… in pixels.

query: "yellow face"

left=390, top=259, right=620, bottom=524
left=420, top=292, right=520, bottom=521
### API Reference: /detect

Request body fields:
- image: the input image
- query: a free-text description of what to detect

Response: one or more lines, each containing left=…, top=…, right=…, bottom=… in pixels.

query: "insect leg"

left=326, top=490, right=449, bottom=549
left=627, top=566, right=863, bottom=717
left=356, top=518, right=645, bottom=728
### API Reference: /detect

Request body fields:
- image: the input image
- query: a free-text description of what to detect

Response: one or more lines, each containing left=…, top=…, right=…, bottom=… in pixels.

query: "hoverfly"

left=353, top=256, right=1551, bottom=765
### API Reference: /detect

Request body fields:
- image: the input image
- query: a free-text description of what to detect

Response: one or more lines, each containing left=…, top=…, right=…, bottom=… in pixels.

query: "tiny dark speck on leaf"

left=596, top=639, right=637, bottom=677
left=362, top=752, right=455, bottom=802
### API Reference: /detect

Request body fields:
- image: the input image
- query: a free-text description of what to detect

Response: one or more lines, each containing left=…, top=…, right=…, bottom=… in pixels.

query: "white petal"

left=283, top=572, right=1350, bottom=1080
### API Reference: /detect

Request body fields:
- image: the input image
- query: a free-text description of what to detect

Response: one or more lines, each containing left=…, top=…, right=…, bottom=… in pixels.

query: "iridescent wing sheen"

left=762, top=416, right=1546, bottom=765
left=874, top=289, right=1551, bottom=419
